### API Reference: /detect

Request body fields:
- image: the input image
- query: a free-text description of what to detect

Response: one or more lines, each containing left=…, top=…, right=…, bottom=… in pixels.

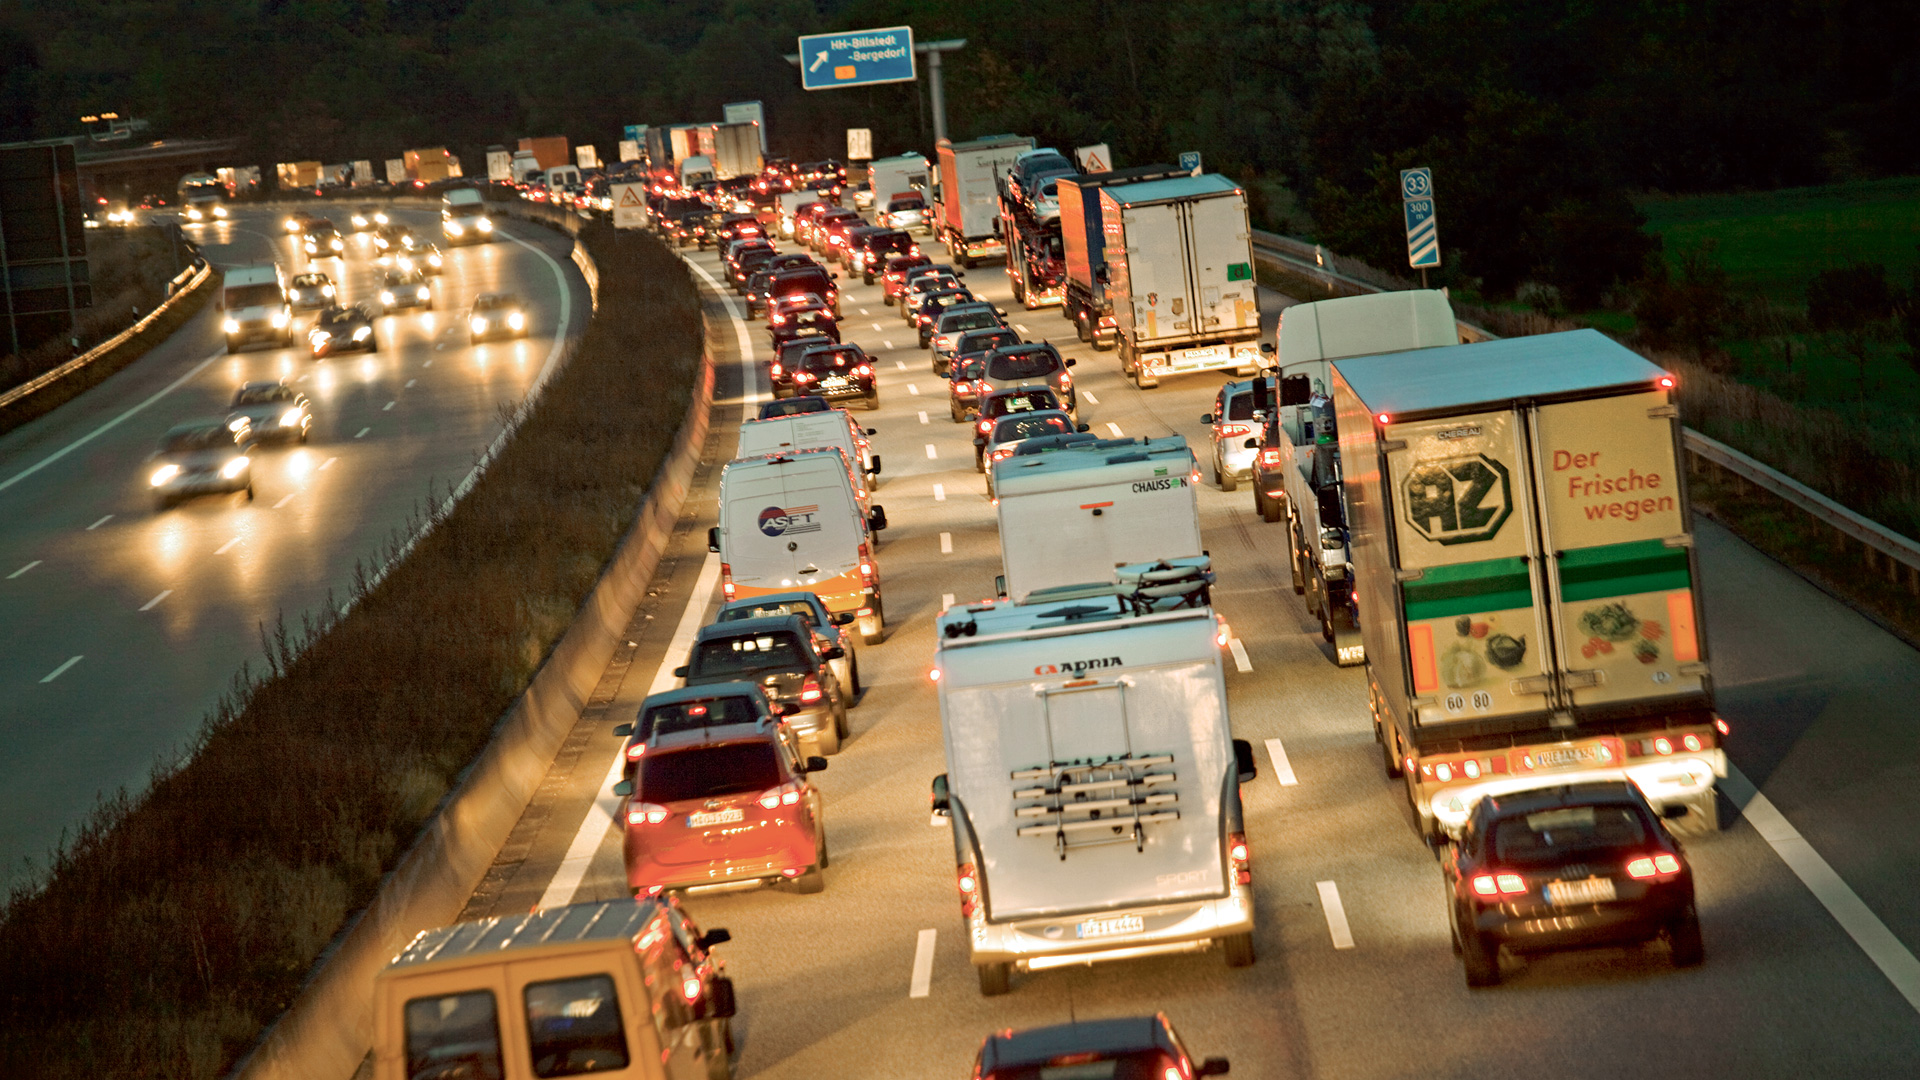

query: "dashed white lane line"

left=883, top=339, right=894, bottom=349
left=273, top=492, right=296, bottom=509
left=933, top=483, right=946, bottom=501
left=896, top=360, right=907, bottom=370
left=434, top=342, right=447, bottom=351
left=1317, top=881, right=1355, bottom=949
left=918, top=411, right=929, bottom=425
left=1106, top=423, right=1125, bottom=438
left=1083, top=390, right=1100, bottom=405
left=942, top=593, right=955, bottom=611
left=1015, top=323, right=1031, bottom=334
left=1228, top=637, right=1253, bottom=672
left=7, top=560, right=41, bottom=579
left=319, top=456, right=337, bottom=470
left=0, top=348, right=225, bottom=497
left=139, top=589, right=171, bottom=611
left=1265, top=737, right=1299, bottom=787
left=925, top=444, right=937, bottom=459
left=908, top=384, right=919, bottom=395
left=422, top=358, right=434, bottom=368
left=909, top=929, right=937, bottom=998
left=1729, top=766, right=1920, bottom=1013
left=214, top=537, right=241, bottom=555
left=871, top=322, right=884, bottom=331
left=383, top=401, right=396, bottom=411
left=405, top=378, right=417, bottom=388
left=354, top=427, right=371, bottom=439
left=86, top=515, right=113, bottom=531
left=940, top=532, right=953, bottom=554
left=860, top=308, right=871, bottom=315
left=40, top=656, right=83, bottom=683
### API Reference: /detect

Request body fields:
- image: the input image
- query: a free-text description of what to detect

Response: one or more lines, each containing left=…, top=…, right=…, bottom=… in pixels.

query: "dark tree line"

left=3, top=0, right=1915, bottom=302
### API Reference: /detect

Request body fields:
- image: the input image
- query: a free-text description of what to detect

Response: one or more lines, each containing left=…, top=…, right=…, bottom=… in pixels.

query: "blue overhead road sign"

left=1399, top=167, right=1441, bottom=269
left=798, top=26, right=917, bottom=90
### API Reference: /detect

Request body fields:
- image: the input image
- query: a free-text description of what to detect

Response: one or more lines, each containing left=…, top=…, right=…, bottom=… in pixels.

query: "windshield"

left=988, top=351, right=1061, bottom=381
left=292, top=274, right=328, bottom=287
left=995, top=414, right=1072, bottom=441
left=640, top=742, right=782, bottom=803
left=1492, top=804, right=1650, bottom=867
left=224, top=284, right=281, bottom=308
left=472, top=294, right=521, bottom=311
left=692, top=631, right=805, bottom=676
left=943, top=311, right=1000, bottom=333
left=232, top=386, right=292, bottom=406
left=640, top=696, right=760, bottom=738
left=159, top=427, right=230, bottom=452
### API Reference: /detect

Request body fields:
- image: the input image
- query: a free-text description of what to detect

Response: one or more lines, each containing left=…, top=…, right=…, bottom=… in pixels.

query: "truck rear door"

left=1120, top=203, right=1180, bottom=345
left=1186, top=193, right=1256, bottom=335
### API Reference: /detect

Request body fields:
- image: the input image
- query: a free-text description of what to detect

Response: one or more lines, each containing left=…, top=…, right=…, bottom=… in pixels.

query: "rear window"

left=988, top=350, right=1061, bottom=381
left=1226, top=390, right=1256, bottom=421
left=405, top=991, right=504, bottom=1080
left=942, top=311, right=1000, bottom=333
left=773, top=270, right=831, bottom=295
left=988, top=390, right=1058, bottom=416
left=1492, top=804, right=1650, bottom=867
left=960, top=330, right=1020, bottom=353
left=887, top=196, right=926, bottom=211
left=995, top=415, right=1073, bottom=441
left=800, top=348, right=862, bottom=373
left=524, top=975, right=628, bottom=1078
left=693, top=631, right=805, bottom=676
left=233, top=385, right=292, bottom=405
left=640, top=696, right=760, bottom=738
left=871, top=233, right=912, bottom=253
left=720, top=601, right=819, bottom=626
left=641, top=742, right=782, bottom=803
left=953, top=358, right=987, bottom=381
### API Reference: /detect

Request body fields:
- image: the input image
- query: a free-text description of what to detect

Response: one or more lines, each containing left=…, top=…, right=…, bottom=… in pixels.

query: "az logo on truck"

left=1404, top=455, right=1511, bottom=545
left=757, top=504, right=821, bottom=537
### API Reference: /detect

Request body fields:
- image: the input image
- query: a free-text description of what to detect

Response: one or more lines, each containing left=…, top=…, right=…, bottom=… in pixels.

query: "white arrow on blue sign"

left=1400, top=168, right=1441, bottom=269
left=798, top=26, right=917, bottom=90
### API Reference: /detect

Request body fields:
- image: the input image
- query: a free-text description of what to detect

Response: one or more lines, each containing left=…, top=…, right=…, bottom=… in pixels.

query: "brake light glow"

left=800, top=680, right=823, bottom=704
left=681, top=976, right=702, bottom=1003
left=626, top=802, right=669, bottom=826
left=855, top=363, right=872, bottom=376
left=1471, top=872, right=1528, bottom=897
left=858, top=541, right=876, bottom=585
left=759, top=782, right=803, bottom=809
left=957, top=862, right=979, bottom=916
left=625, top=742, right=646, bottom=761
left=721, top=563, right=735, bottom=600
left=1376, top=413, right=1392, bottom=425
left=1714, top=717, right=1730, bottom=735
left=978, top=419, right=992, bottom=433
left=1260, top=448, right=1283, bottom=467
left=1627, top=854, right=1683, bottom=879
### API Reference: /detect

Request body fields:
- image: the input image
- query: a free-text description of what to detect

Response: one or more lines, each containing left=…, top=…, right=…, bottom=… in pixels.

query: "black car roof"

left=979, top=1017, right=1174, bottom=1070
left=1480, top=781, right=1647, bottom=820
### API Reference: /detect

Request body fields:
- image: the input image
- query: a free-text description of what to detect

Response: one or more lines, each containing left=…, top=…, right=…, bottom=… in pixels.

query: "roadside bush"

left=1806, top=261, right=1895, bottom=332
left=1634, top=241, right=1735, bottom=364
left=0, top=219, right=702, bottom=1078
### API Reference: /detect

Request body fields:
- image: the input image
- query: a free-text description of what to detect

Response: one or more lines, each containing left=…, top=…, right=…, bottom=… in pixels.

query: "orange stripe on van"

left=1408, top=623, right=1439, bottom=693
left=1666, top=591, right=1699, bottom=663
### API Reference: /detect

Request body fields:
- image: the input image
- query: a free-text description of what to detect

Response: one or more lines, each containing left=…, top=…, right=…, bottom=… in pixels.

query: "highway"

left=442, top=220, right=1920, bottom=1077
left=0, top=204, right=587, bottom=888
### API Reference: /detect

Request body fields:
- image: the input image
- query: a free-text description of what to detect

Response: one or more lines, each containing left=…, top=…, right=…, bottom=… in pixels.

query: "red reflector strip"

left=1408, top=624, right=1439, bottom=693
left=1079, top=501, right=1114, bottom=510
left=1062, top=679, right=1098, bottom=688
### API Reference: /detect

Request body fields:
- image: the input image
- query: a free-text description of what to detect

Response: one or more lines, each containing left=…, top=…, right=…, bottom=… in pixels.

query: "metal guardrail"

left=0, top=259, right=215, bottom=413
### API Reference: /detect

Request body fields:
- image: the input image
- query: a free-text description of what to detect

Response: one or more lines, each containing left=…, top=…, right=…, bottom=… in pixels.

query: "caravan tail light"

left=1227, top=831, right=1251, bottom=885
left=721, top=563, right=735, bottom=600
left=956, top=862, right=979, bottom=917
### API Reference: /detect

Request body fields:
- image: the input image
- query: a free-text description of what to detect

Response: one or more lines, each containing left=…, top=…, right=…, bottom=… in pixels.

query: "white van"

left=219, top=263, right=293, bottom=353
left=776, top=190, right=818, bottom=237
left=710, top=449, right=888, bottom=644
left=736, top=410, right=881, bottom=490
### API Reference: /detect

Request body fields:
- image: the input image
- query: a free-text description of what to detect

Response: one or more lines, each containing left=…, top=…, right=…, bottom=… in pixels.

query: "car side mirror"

left=612, top=779, right=633, bottom=797
left=806, top=755, right=829, bottom=772
left=672, top=664, right=689, bottom=678
left=930, top=773, right=951, bottom=815
left=1260, top=341, right=1276, bottom=355
left=822, top=645, right=845, bottom=660
left=864, top=427, right=877, bottom=436
left=832, top=612, right=857, bottom=626
left=705, top=975, right=738, bottom=1019
left=1662, top=803, right=1690, bottom=820
left=1196, top=1058, right=1230, bottom=1077
left=1076, top=423, right=1091, bottom=433
left=612, top=723, right=633, bottom=737
left=868, top=454, right=882, bottom=475
left=1065, top=357, right=1076, bottom=367
left=868, top=506, right=888, bottom=531
left=1201, top=413, right=1215, bottom=424
left=698, top=928, right=731, bottom=949
left=707, top=526, right=720, bottom=552
left=1233, top=738, right=1259, bottom=783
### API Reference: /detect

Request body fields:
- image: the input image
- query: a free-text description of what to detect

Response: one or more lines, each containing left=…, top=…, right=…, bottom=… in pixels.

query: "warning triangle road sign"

left=618, top=187, right=643, bottom=206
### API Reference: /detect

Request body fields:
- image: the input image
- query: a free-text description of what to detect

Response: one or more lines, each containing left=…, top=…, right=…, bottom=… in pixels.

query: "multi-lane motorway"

left=0, top=205, right=587, bottom=888
left=446, top=222, right=1920, bottom=1077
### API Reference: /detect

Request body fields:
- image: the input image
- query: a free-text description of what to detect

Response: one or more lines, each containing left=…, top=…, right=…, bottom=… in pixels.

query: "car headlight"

left=352, top=215, right=368, bottom=227
left=352, top=325, right=371, bottom=342
left=280, top=407, right=304, bottom=426
left=323, top=285, right=335, bottom=297
left=445, top=221, right=463, bottom=235
left=228, top=417, right=249, bottom=432
left=187, top=208, right=202, bottom=221
left=330, top=237, right=342, bottom=250
left=311, top=331, right=331, bottom=344
left=380, top=291, right=395, bottom=305
left=223, top=318, right=241, bottom=334
left=285, top=219, right=299, bottom=232
left=150, top=464, right=180, bottom=486
left=470, top=317, right=488, bottom=334
left=416, top=287, right=430, bottom=300
left=428, top=253, right=441, bottom=267
left=214, top=205, right=228, bottom=218
left=506, top=312, right=524, bottom=330
left=476, top=217, right=492, bottom=232
left=221, top=456, right=249, bottom=479
left=374, top=212, right=388, bottom=224
left=271, top=310, right=289, bottom=329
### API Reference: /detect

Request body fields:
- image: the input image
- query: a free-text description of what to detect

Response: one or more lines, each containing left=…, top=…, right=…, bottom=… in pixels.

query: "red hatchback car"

left=616, top=715, right=830, bottom=896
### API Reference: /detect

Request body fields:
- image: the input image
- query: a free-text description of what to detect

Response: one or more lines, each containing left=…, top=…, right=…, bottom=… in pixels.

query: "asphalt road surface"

left=0, top=204, right=588, bottom=888
left=467, top=223, right=1918, bottom=1076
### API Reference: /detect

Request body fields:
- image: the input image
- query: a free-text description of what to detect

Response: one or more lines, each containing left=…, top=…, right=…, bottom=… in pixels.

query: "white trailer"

left=1101, top=174, right=1262, bottom=388
left=931, top=571, right=1258, bottom=995
left=485, top=146, right=512, bottom=183
left=991, top=436, right=1200, bottom=602
left=711, top=122, right=763, bottom=180
left=935, top=135, right=1034, bottom=267
left=867, top=153, right=931, bottom=207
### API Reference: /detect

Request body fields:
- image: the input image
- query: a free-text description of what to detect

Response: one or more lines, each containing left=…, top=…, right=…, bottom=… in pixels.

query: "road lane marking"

left=1106, top=423, right=1125, bottom=438
left=422, top=358, right=433, bottom=368
left=1728, top=766, right=1920, bottom=1013
left=7, top=560, right=41, bottom=579
left=40, top=656, right=82, bottom=683
left=405, top=378, right=417, bottom=388
left=319, top=456, right=337, bottom=470
left=354, top=427, right=370, bottom=438
left=1083, top=390, right=1099, bottom=405
left=925, top=444, right=937, bottom=459
left=934, top=483, right=945, bottom=501
left=942, top=593, right=955, bottom=610
left=896, top=361, right=907, bottom=370
left=1015, top=323, right=1030, bottom=334
left=909, top=929, right=937, bottom=998
left=940, top=532, right=953, bottom=554
left=273, top=493, right=296, bottom=509
left=908, top=384, right=919, bottom=395
left=435, top=343, right=446, bottom=351
left=918, top=411, right=929, bottom=425
left=860, top=308, right=870, bottom=315
left=215, top=537, right=241, bottom=555
left=1317, top=880, right=1355, bottom=948
left=539, top=554, right=723, bottom=912
left=872, top=322, right=884, bottom=331
left=383, top=401, right=396, bottom=411
left=139, top=590, right=171, bottom=611
left=0, top=348, right=225, bottom=497
left=1265, top=738, right=1299, bottom=786
left=1228, top=637, right=1253, bottom=672
left=86, top=515, right=113, bottom=531
left=883, top=340, right=894, bottom=349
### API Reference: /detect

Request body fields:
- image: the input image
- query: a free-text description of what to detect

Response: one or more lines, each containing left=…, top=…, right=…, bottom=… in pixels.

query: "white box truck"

left=711, top=122, right=763, bottom=180
left=1101, top=174, right=1262, bottom=388
left=735, top=410, right=881, bottom=487
left=1334, top=329, right=1725, bottom=840
left=868, top=153, right=931, bottom=207
left=991, top=435, right=1201, bottom=602
left=934, top=134, right=1034, bottom=267
left=930, top=568, right=1258, bottom=995
left=485, top=146, right=512, bottom=183
left=1268, top=289, right=1459, bottom=665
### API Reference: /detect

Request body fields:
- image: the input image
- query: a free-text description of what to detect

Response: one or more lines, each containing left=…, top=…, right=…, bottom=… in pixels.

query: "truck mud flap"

left=1332, top=606, right=1366, bottom=667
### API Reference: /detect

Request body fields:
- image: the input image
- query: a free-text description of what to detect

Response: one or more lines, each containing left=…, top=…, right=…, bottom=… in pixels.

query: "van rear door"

left=724, top=456, right=864, bottom=604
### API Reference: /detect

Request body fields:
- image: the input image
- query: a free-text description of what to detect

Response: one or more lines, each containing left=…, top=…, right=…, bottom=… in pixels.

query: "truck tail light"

left=721, top=563, right=735, bottom=600
left=1228, top=831, right=1251, bottom=885
left=957, top=862, right=979, bottom=917
left=626, top=802, right=669, bottom=826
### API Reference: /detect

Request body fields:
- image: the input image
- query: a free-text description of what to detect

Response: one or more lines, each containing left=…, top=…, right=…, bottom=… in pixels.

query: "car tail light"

left=855, top=363, right=872, bottom=376
left=759, top=781, right=803, bottom=809
left=957, top=862, right=979, bottom=917
left=1059, top=371, right=1073, bottom=388
left=1260, top=448, right=1283, bottom=467
left=1471, top=872, right=1528, bottom=897
left=770, top=362, right=782, bottom=377
left=681, top=976, right=702, bottom=1003
left=794, top=371, right=813, bottom=382
left=858, top=542, right=876, bottom=586
left=978, top=418, right=992, bottom=433
left=1715, top=717, right=1730, bottom=735
left=1627, top=854, right=1683, bottom=879
left=721, top=563, right=735, bottom=600
left=625, top=742, right=646, bottom=761
left=1228, top=831, right=1251, bottom=885
left=1683, top=733, right=1702, bottom=752
left=800, top=680, right=823, bottom=704
left=626, top=802, right=669, bottom=826
left=990, top=448, right=1014, bottom=462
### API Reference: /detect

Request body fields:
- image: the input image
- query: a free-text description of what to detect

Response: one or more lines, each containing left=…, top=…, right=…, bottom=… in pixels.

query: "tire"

left=1220, top=932, right=1256, bottom=968
left=1320, top=602, right=1336, bottom=643
left=1287, top=518, right=1307, bottom=596
left=1378, top=721, right=1404, bottom=780
left=977, top=962, right=1011, bottom=996
left=834, top=700, right=849, bottom=740
left=1461, top=924, right=1502, bottom=987
left=154, top=495, right=173, bottom=512
left=245, top=483, right=255, bottom=502
left=951, top=402, right=964, bottom=422
left=860, top=600, right=884, bottom=646
left=793, top=864, right=825, bottom=894
left=368, top=336, right=379, bottom=352
left=813, top=722, right=842, bottom=756
left=1217, top=456, right=1237, bottom=492
left=298, top=429, right=310, bottom=444
left=849, top=651, right=862, bottom=696
left=865, top=392, right=880, bottom=411
left=1669, top=907, right=1705, bottom=967
left=961, top=255, right=976, bottom=270
left=1075, top=313, right=1092, bottom=343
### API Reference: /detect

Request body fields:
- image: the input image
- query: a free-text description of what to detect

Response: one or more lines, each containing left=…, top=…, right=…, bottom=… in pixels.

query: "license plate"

left=1076, top=914, right=1145, bottom=939
left=1536, top=745, right=1599, bottom=769
left=687, top=808, right=744, bottom=828
left=1546, top=877, right=1617, bottom=906
left=820, top=377, right=847, bottom=388
left=1175, top=346, right=1224, bottom=367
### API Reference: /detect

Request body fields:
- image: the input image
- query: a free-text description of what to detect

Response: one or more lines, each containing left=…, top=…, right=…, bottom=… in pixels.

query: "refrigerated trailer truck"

left=1057, top=166, right=1186, bottom=350
left=1100, top=175, right=1262, bottom=388
left=711, top=121, right=764, bottom=180
left=1333, top=329, right=1725, bottom=842
left=931, top=570, right=1258, bottom=995
left=934, top=134, right=1034, bottom=268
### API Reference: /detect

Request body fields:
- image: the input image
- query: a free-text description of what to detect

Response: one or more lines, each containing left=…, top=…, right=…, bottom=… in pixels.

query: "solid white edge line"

left=0, top=349, right=225, bottom=497
left=319, top=456, right=337, bottom=470
left=1228, top=637, right=1252, bottom=673
left=39, top=655, right=82, bottom=683
left=214, top=537, right=240, bottom=555
left=1316, top=880, right=1355, bottom=949
left=7, top=560, right=41, bottom=579
left=940, top=532, right=952, bottom=554
left=1265, top=737, right=1299, bottom=787
left=909, top=928, right=937, bottom=998
left=86, top=515, right=113, bottom=530
left=272, top=492, right=296, bottom=509
left=139, top=589, right=171, bottom=611
left=1728, top=765, right=1920, bottom=1013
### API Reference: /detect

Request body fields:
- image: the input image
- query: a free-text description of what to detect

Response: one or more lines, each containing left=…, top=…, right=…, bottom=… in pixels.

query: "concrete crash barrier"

left=0, top=259, right=215, bottom=416
left=229, top=339, right=716, bottom=1080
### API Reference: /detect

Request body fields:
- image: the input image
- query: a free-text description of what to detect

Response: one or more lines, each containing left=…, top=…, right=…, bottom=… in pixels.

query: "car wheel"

left=813, top=722, right=842, bottom=756
left=848, top=651, right=862, bottom=696
left=834, top=698, right=849, bottom=739
left=883, top=294, right=894, bottom=307
left=864, top=273, right=875, bottom=285
left=1461, top=925, right=1502, bottom=987
left=816, top=830, right=830, bottom=870
left=977, top=962, right=1011, bottom=996
left=1220, top=932, right=1255, bottom=967
left=793, top=863, right=825, bottom=894
left=1216, top=455, right=1238, bottom=492
left=865, top=392, right=880, bottom=411
left=245, top=483, right=255, bottom=502
left=860, top=601, right=884, bottom=646
left=974, top=450, right=985, bottom=473
left=1669, top=907, right=1705, bottom=967
left=368, top=336, right=379, bottom=352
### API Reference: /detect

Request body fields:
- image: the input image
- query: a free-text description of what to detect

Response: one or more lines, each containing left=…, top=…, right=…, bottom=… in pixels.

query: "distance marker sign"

left=1400, top=167, right=1441, bottom=269
left=798, top=26, right=916, bottom=90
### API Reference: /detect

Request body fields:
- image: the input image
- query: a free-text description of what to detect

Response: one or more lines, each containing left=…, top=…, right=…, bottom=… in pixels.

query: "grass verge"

left=0, top=220, right=701, bottom=1078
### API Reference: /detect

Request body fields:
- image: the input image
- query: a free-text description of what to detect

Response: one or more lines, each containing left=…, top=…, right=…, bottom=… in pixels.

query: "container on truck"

left=776, top=190, right=820, bottom=237
left=1333, top=328, right=1725, bottom=841
left=929, top=565, right=1259, bottom=995
left=404, top=147, right=454, bottom=184
left=1056, top=166, right=1186, bottom=350
left=934, top=135, right=1035, bottom=268
left=440, top=187, right=493, bottom=245
left=485, top=145, right=512, bottom=183
left=351, top=159, right=374, bottom=187
left=321, top=163, right=351, bottom=187
left=1269, top=289, right=1460, bottom=667
left=990, top=436, right=1201, bottom=602
left=1101, top=174, right=1262, bottom=388
left=575, top=145, right=599, bottom=170
left=723, top=100, right=768, bottom=151
left=218, top=263, right=292, bottom=353
left=216, top=165, right=261, bottom=196
left=384, top=158, right=406, bottom=185
left=279, top=161, right=322, bottom=188
left=711, top=121, right=764, bottom=180
left=517, top=135, right=570, bottom=171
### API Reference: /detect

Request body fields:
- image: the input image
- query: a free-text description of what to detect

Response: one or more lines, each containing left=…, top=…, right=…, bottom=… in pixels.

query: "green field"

left=1638, top=176, right=1920, bottom=304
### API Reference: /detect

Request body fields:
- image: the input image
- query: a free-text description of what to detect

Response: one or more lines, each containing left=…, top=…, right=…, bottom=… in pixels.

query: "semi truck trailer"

left=934, top=134, right=1034, bottom=268
left=1057, top=165, right=1186, bottom=350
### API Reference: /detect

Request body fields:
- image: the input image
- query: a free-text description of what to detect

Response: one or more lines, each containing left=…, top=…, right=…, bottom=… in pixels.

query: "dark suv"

left=675, top=615, right=848, bottom=754
left=980, top=343, right=1077, bottom=420
left=851, top=229, right=918, bottom=283
left=971, top=384, right=1068, bottom=470
left=790, top=342, right=879, bottom=411
left=768, top=265, right=840, bottom=317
